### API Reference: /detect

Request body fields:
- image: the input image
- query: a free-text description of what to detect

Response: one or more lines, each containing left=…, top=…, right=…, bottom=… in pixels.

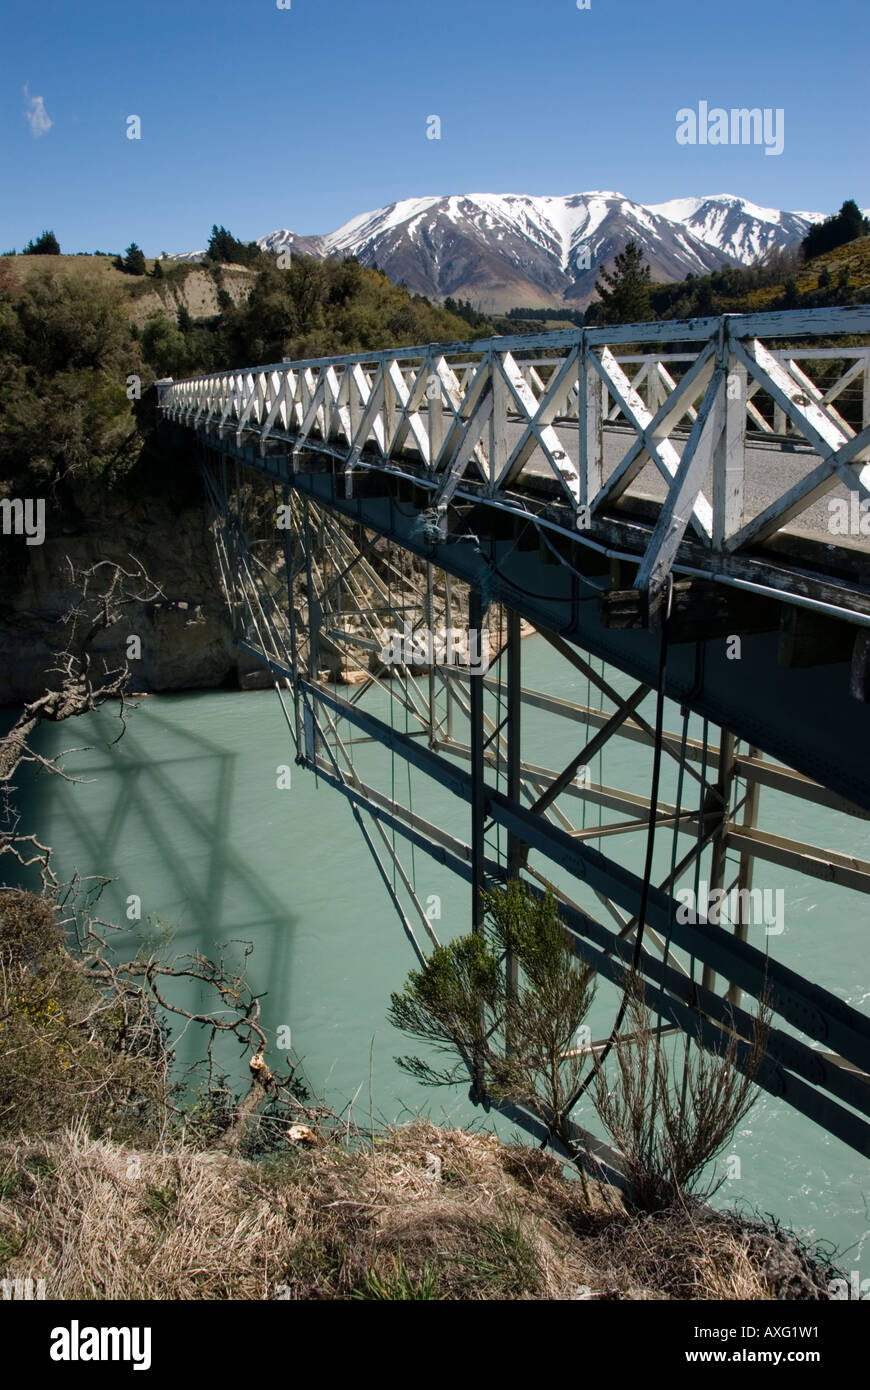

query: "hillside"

left=0, top=1123, right=838, bottom=1300
left=646, top=235, right=870, bottom=321
left=4, top=253, right=256, bottom=329
left=0, top=247, right=480, bottom=702
left=0, top=249, right=475, bottom=499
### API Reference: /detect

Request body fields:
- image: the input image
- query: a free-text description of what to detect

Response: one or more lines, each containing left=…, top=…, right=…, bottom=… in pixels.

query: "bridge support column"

left=469, top=586, right=487, bottom=1102
left=444, top=574, right=455, bottom=742
left=425, top=564, right=435, bottom=747
left=302, top=496, right=320, bottom=685
left=281, top=485, right=303, bottom=756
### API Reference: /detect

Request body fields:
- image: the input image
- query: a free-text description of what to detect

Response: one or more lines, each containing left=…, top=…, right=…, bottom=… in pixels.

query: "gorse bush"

left=0, top=890, right=60, bottom=966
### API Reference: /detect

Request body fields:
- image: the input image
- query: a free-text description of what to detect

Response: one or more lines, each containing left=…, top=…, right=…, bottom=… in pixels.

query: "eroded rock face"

left=0, top=495, right=238, bottom=705
left=142, top=599, right=237, bottom=693
left=128, top=266, right=254, bottom=331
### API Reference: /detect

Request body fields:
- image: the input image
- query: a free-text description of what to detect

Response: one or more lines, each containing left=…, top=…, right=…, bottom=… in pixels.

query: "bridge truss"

left=160, top=308, right=870, bottom=1171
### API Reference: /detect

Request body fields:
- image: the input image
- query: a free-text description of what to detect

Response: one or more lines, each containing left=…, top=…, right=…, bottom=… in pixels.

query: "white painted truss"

left=160, top=308, right=870, bottom=612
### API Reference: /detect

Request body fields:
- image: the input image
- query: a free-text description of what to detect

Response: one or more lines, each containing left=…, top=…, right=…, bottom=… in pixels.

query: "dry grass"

left=0, top=1120, right=836, bottom=1301
left=2, top=253, right=132, bottom=287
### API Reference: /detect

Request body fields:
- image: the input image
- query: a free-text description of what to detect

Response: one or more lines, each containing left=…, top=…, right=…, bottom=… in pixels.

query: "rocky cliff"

left=0, top=492, right=242, bottom=707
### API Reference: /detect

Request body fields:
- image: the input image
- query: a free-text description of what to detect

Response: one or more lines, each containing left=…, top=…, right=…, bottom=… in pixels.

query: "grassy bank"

left=0, top=1123, right=838, bottom=1301
left=0, top=889, right=841, bottom=1301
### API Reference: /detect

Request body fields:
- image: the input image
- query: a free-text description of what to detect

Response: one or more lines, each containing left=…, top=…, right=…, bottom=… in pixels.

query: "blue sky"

left=2, top=0, right=867, bottom=255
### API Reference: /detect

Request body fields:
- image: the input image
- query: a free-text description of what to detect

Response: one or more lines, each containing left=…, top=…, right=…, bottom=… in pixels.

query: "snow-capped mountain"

left=173, top=192, right=831, bottom=311
left=646, top=194, right=823, bottom=265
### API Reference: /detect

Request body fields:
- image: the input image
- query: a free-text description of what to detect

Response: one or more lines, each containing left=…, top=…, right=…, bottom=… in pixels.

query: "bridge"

left=158, top=306, right=870, bottom=1171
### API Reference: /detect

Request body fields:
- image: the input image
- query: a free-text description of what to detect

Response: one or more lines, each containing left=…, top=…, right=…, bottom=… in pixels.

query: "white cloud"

left=24, top=86, right=53, bottom=137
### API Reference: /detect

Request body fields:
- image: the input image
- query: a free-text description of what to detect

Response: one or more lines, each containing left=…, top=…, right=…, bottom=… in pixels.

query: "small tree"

left=781, top=277, right=800, bottom=309
left=141, top=313, right=189, bottom=377
left=592, top=240, right=653, bottom=325
left=389, top=879, right=770, bottom=1213
left=115, top=242, right=147, bottom=276
left=23, top=229, right=60, bottom=256
left=388, top=882, right=597, bottom=1170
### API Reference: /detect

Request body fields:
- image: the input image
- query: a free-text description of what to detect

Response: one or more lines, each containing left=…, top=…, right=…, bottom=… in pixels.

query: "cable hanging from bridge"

left=562, top=572, right=674, bottom=1113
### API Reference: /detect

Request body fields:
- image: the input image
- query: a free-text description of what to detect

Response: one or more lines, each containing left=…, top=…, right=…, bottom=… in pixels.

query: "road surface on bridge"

left=380, top=406, right=868, bottom=552
left=572, top=423, right=858, bottom=545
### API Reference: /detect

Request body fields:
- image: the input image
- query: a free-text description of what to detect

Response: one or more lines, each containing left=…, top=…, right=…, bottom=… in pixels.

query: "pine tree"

left=839, top=199, right=868, bottom=241
left=207, top=225, right=235, bottom=262
left=115, top=243, right=147, bottom=275
left=592, top=241, right=653, bottom=325
left=206, top=224, right=261, bottom=267
left=801, top=200, right=870, bottom=261
left=22, top=229, right=60, bottom=256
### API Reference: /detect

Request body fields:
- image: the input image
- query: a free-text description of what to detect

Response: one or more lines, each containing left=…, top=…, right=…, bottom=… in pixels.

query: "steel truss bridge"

left=159, top=306, right=870, bottom=1174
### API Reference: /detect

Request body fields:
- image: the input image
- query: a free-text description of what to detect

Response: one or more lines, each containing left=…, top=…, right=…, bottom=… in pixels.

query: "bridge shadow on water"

left=9, top=695, right=298, bottom=1059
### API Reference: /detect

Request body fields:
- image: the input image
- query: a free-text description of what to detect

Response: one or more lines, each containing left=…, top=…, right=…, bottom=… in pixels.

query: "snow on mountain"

left=646, top=193, right=824, bottom=263
left=254, top=192, right=746, bottom=310
left=171, top=191, right=834, bottom=311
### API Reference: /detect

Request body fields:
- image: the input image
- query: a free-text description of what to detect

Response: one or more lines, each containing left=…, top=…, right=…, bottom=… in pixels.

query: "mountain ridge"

left=171, top=191, right=843, bottom=312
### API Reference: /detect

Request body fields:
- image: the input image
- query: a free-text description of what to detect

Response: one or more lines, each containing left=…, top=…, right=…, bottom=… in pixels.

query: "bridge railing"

left=448, top=346, right=870, bottom=435
left=161, top=307, right=870, bottom=610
